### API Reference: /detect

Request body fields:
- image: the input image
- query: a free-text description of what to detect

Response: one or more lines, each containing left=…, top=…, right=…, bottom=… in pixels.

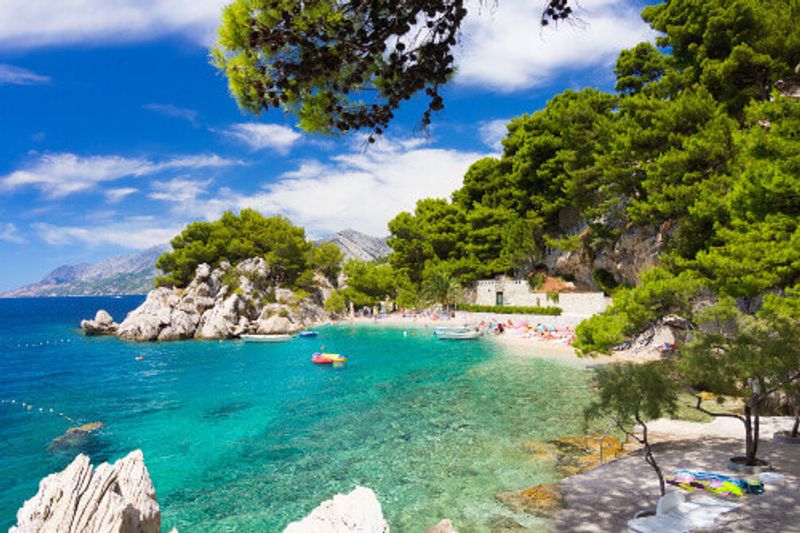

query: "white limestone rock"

left=81, top=309, right=118, bottom=336
left=10, top=450, right=162, bottom=533
left=283, top=486, right=389, bottom=533
left=195, top=294, right=244, bottom=339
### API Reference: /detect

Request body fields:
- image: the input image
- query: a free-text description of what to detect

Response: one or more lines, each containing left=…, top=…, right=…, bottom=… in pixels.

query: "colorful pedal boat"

left=311, top=352, right=347, bottom=364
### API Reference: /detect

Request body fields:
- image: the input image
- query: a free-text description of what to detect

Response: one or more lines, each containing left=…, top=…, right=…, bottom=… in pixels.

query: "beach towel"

left=667, top=470, right=764, bottom=497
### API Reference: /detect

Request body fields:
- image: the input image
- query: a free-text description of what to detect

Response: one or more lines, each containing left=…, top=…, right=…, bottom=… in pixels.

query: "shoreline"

left=341, top=313, right=658, bottom=367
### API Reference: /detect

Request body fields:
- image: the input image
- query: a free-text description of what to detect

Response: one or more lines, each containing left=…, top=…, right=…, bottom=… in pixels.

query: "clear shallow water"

left=0, top=297, right=595, bottom=532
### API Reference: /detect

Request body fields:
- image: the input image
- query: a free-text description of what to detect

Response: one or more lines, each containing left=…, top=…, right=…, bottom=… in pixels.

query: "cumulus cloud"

left=143, top=103, right=199, bottom=126
left=457, top=0, right=654, bottom=90
left=153, top=137, right=487, bottom=237
left=221, top=123, right=302, bottom=154
left=0, top=0, right=228, bottom=50
left=0, top=152, right=240, bottom=198
left=32, top=220, right=180, bottom=250
left=0, top=64, right=50, bottom=85
left=0, top=223, right=25, bottom=243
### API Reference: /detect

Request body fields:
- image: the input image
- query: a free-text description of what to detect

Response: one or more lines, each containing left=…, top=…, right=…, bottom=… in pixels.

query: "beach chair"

left=627, top=491, right=741, bottom=533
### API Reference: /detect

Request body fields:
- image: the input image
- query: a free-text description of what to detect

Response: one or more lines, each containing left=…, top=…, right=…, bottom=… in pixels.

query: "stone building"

left=475, top=277, right=610, bottom=316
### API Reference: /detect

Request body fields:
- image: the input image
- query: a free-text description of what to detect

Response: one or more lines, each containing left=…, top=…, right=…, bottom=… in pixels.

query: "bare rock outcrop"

left=80, top=310, right=118, bottom=336
left=95, top=258, right=329, bottom=342
left=283, top=486, right=389, bottom=533
left=11, top=450, right=161, bottom=533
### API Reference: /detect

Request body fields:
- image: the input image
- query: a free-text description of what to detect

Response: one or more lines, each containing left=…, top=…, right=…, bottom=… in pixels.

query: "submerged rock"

left=11, top=450, right=162, bottom=533
left=424, top=519, right=457, bottom=532
left=283, top=486, right=389, bottom=533
left=496, top=484, right=564, bottom=517
left=49, top=421, right=105, bottom=450
left=80, top=310, right=118, bottom=336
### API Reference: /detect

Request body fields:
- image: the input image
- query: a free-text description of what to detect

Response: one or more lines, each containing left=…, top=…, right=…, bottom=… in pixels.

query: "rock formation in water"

left=10, top=450, right=162, bottom=533
left=80, top=310, right=118, bottom=336
left=283, top=486, right=390, bottom=533
left=48, top=421, right=105, bottom=451
left=82, top=257, right=331, bottom=341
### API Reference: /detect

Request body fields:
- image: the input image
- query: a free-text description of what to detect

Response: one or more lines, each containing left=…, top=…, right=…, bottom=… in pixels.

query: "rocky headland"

left=81, top=257, right=333, bottom=342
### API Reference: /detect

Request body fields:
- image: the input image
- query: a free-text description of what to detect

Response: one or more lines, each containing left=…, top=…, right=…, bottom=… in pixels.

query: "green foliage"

left=458, top=304, right=562, bottom=316
left=586, top=361, right=679, bottom=428
left=324, top=289, right=347, bottom=313
left=420, top=263, right=462, bottom=308
left=527, top=271, right=547, bottom=291
left=592, top=269, right=619, bottom=295
left=156, top=209, right=312, bottom=288
left=308, top=242, right=344, bottom=284
left=614, top=42, right=667, bottom=95
left=575, top=268, right=705, bottom=355
left=679, top=291, right=800, bottom=463
left=342, top=259, right=397, bottom=308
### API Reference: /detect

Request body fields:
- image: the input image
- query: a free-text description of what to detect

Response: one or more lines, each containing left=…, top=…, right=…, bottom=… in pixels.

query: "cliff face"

left=2, top=245, right=168, bottom=297
left=82, top=257, right=331, bottom=341
left=10, top=450, right=161, bottom=533
left=546, top=223, right=673, bottom=290
left=320, top=229, right=391, bottom=262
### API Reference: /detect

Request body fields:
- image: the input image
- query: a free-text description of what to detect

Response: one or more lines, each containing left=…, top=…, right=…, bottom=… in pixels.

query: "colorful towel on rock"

left=667, top=470, right=764, bottom=496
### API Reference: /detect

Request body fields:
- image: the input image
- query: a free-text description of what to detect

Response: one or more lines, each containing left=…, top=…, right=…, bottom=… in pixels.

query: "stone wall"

left=475, top=279, right=610, bottom=317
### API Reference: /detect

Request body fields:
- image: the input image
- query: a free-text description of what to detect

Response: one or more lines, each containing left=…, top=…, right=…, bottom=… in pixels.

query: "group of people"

left=480, top=319, right=576, bottom=344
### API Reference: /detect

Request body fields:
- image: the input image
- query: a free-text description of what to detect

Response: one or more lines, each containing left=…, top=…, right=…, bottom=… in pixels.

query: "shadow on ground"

left=552, top=436, right=800, bottom=533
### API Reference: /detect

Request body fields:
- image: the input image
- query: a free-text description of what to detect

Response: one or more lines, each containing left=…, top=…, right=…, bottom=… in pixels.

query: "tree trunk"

left=792, top=405, right=799, bottom=439
left=640, top=422, right=666, bottom=496
left=744, top=404, right=755, bottom=466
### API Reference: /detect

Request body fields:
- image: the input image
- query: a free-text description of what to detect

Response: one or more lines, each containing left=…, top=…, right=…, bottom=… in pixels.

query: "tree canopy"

left=156, top=209, right=317, bottom=289
left=212, top=0, right=578, bottom=136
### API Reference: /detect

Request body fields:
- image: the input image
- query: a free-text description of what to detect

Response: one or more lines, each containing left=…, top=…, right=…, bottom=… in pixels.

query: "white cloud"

left=0, top=152, right=239, bottom=198
left=155, top=137, right=487, bottom=237
left=221, top=123, right=302, bottom=154
left=143, top=103, right=199, bottom=126
left=0, top=64, right=50, bottom=85
left=105, top=187, right=138, bottom=203
left=457, top=0, right=654, bottom=90
left=0, top=0, right=228, bottom=50
left=0, top=223, right=25, bottom=243
left=478, top=118, right=512, bottom=151
left=149, top=177, right=212, bottom=204
left=32, top=220, right=179, bottom=250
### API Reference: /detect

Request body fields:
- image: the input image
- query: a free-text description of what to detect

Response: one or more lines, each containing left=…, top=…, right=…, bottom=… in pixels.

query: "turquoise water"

left=0, top=297, right=595, bottom=531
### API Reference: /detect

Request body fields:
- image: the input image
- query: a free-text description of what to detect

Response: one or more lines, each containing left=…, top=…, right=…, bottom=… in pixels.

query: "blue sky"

left=0, top=0, right=655, bottom=291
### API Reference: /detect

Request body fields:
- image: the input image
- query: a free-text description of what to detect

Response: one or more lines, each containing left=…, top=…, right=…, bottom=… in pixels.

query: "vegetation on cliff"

left=155, top=209, right=343, bottom=290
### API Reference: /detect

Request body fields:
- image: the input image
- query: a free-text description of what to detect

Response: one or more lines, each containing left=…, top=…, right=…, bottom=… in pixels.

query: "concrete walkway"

left=552, top=417, right=800, bottom=533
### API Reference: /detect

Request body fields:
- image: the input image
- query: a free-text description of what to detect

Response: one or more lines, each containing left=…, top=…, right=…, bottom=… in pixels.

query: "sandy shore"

left=342, top=311, right=624, bottom=367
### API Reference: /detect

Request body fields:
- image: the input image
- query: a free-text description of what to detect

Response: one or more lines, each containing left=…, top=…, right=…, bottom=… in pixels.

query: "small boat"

left=311, top=352, right=347, bottom=364
left=299, top=331, right=319, bottom=338
left=433, top=326, right=472, bottom=336
left=437, top=331, right=481, bottom=341
left=240, top=334, right=293, bottom=342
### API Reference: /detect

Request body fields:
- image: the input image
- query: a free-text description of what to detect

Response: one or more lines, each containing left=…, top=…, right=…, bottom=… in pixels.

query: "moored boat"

left=299, top=331, right=319, bottom=338
left=433, top=326, right=472, bottom=336
left=240, top=334, right=293, bottom=342
left=437, top=330, right=481, bottom=341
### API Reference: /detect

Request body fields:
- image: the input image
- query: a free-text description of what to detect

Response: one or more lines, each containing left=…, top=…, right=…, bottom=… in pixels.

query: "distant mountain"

left=1, top=245, right=169, bottom=298
left=320, top=229, right=391, bottom=262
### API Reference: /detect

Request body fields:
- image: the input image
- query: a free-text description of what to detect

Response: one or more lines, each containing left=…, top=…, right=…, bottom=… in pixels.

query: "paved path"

left=552, top=417, right=800, bottom=533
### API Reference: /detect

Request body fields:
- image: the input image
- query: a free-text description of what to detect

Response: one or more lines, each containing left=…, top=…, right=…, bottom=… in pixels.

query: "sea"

left=0, top=296, right=595, bottom=531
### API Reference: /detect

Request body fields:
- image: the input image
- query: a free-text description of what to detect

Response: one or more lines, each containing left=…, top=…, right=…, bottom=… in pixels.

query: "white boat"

left=240, top=334, right=293, bottom=342
left=437, top=330, right=481, bottom=340
left=433, top=326, right=472, bottom=336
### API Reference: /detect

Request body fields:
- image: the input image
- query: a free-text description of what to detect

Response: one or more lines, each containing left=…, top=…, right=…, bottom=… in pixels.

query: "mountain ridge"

left=2, top=229, right=390, bottom=297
